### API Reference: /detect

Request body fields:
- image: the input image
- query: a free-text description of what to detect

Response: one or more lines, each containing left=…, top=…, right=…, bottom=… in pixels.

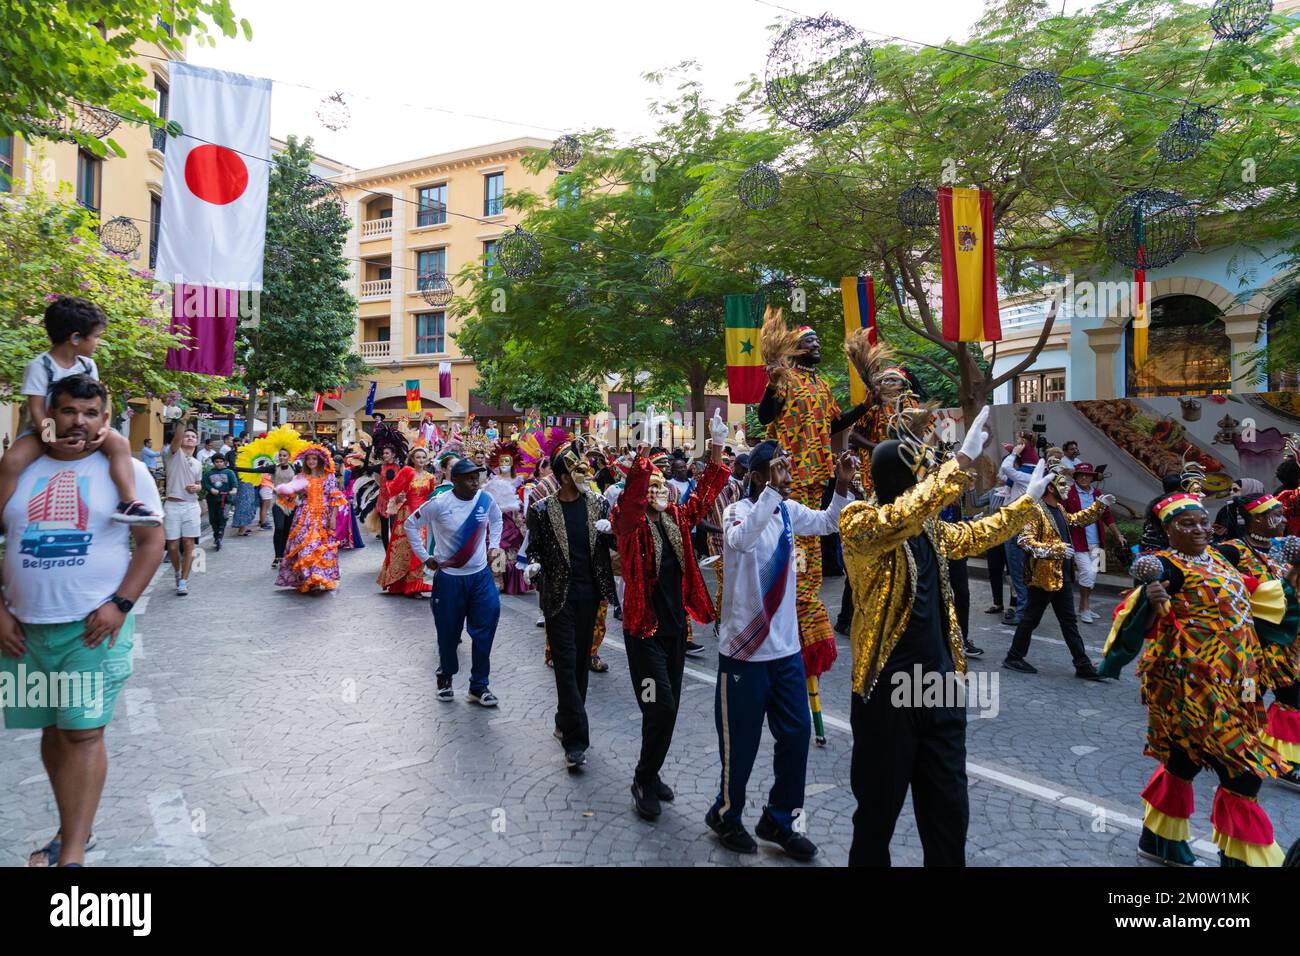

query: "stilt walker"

left=757, top=312, right=868, bottom=743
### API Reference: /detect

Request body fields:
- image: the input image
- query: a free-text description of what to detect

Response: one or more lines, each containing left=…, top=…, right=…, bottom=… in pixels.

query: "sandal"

left=589, top=655, right=610, bottom=673
left=28, top=831, right=96, bottom=868
left=984, top=605, right=1003, bottom=614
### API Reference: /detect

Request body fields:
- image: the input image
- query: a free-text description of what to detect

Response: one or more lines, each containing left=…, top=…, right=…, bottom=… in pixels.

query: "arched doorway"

left=1266, top=289, right=1300, bottom=392
left=1125, top=294, right=1231, bottom=397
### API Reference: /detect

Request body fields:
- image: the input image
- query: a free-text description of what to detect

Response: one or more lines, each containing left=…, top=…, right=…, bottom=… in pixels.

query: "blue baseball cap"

left=450, top=457, right=485, bottom=478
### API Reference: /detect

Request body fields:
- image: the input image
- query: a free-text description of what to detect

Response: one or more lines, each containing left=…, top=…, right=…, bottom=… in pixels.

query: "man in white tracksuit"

left=705, top=439, right=856, bottom=861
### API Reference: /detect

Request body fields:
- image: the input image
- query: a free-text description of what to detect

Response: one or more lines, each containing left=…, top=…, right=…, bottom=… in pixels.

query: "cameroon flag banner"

left=840, top=276, right=876, bottom=405
left=405, top=379, right=422, bottom=414
left=725, top=294, right=765, bottom=404
left=938, top=186, right=1002, bottom=343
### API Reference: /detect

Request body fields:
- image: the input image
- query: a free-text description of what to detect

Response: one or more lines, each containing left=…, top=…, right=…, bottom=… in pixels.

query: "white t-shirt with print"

left=3, top=453, right=162, bottom=624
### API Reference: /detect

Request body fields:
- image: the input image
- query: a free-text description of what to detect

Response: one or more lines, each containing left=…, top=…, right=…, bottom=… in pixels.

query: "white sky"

left=189, top=0, right=1101, bottom=171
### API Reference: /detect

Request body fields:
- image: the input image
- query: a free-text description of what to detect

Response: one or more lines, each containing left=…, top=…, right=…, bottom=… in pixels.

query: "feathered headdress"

left=489, top=439, right=520, bottom=471
left=462, top=430, right=493, bottom=462
left=295, top=443, right=335, bottom=474
left=236, top=426, right=309, bottom=471
left=845, top=332, right=909, bottom=396
left=371, top=421, right=409, bottom=464
left=517, top=426, right=569, bottom=478
left=760, top=306, right=802, bottom=387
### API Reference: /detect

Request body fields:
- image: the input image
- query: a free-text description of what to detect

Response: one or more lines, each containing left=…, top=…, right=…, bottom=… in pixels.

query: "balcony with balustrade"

left=360, top=194, right=393, bottom=244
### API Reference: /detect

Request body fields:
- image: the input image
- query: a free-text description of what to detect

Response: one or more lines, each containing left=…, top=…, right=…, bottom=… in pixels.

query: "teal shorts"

left=1, top=614, right=134, bottom=730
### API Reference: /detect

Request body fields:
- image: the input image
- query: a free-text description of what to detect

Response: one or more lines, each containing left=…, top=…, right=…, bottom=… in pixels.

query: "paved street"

left=2, top=526, right=1297, bottom=867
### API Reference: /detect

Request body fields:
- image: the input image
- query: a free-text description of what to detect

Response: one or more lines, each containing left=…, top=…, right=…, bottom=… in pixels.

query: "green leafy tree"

left=236, top=135, right=363, bottom=424
left=473, top=359, right=606, bottom=416
left=0, top=182, right=223, bottom=409
left=671, top=0, right=1300, bottom=446
left=0, top=1, right=252, bottom=157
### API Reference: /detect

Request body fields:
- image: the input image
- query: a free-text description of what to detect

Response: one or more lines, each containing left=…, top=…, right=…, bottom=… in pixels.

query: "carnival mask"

left=648, top=474, right=670, bottom=512
left=498, top=455, right=513, bottom=475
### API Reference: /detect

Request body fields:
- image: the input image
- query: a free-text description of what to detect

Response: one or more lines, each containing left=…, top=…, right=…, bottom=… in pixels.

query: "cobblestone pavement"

left=2, top=527, right=1297, bottom=867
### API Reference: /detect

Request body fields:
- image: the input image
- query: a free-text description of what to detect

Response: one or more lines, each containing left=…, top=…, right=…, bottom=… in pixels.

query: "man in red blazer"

left=1062, top=463, right=1125, bottom=623
left=613, top=412, right=730, bottom=821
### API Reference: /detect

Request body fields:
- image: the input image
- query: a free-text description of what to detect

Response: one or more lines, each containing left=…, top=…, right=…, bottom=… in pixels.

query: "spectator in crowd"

left=1212, top=478, right=1264, bottom=542
left=996, top=433, right=1039, bottom=625
left=139, top=438, right=161, bottom=475
left=1062, top=464, right=1125, bottom=623
left=1060, top=441, right=1082, bottom=471
left=197, top=439, right=216, bottom=469
left=0, top=374, right=165, bottom=867
left=163, top=408, right=203, bottom=596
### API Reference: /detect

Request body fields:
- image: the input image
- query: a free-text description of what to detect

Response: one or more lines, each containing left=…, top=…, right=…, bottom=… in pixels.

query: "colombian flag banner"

left=405, top=379, right=422, bottom=414
left=725, top=294, right=765, bottom=404
left=841, top=276, right=876, bottom=404
left=938, top=186, right=1001, bottom=342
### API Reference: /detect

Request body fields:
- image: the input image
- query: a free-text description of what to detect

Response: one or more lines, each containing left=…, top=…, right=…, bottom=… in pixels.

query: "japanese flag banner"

left=155, top=62, right=271, bottom=291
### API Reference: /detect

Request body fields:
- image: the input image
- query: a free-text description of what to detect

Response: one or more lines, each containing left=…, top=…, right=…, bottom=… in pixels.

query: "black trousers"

left=379, top=514, right=390, bottom=550
left=849, top=684, right=968, bottom=867
left=1007, top=581, right=1090, bottom=670
left=625, top=623, right=686, bottom=785
left=836, top=577, right=854, bottom=634
left=272, top=506, right=296, bottom=560
left=547, top=597, right=598, bottom=751
left=206, top=496, right=227, bottom=542
left=949, top=557, right=969, bottom=643
left=985, top=543, right=1006, bottom=606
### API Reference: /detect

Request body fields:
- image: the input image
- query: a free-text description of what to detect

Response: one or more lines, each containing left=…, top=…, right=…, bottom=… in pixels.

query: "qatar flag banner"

left=156, top=62, right=271, bottom=375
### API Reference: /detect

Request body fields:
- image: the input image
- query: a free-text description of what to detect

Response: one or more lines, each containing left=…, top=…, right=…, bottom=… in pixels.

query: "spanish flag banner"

left=405, top=379, right=422, bottom=414
left=938, top=186, right=1001, bottom=342
left=840, top=275, right=876, bottom=404
left=724, top=294, right=765, bottom=404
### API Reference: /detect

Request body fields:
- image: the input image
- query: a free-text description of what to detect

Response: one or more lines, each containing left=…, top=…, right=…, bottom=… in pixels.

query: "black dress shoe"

left=1075, top=667, right=1104, bottom=682
left=1002, top=657, right=1038, bottom=674
left=653, top=776, right=675, bottom=802
left=984, top=605, right=1003, bottom=614
left=963, top=641, right=984, bottom=658
left=755, top=811, right=818, bottom=862
left=705, top=810, right=757, bottom=854
left=631, top=781, right=661, bottom=820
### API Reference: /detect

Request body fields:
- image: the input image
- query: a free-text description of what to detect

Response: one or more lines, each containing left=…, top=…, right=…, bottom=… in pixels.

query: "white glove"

left=1024, top=460, right=1051, bottom=501
left=709, top=409, right=729, bottom=448
left=595, top=518, right=611, bottom=534
left=1098, top=493, right=1116, bottom=507
left=1063, top=547, right=1076, bottom=560
left=957, top=406, right=991, bottom=462
left=524, top=562, right=541, bottom=584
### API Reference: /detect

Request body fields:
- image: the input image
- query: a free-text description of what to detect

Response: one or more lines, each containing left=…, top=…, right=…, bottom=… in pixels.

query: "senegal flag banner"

left=840, top=276, right=876, bottom=404
left=725, top=294, right=765, bottom=404
left=938, top=186, right=1001, bottom=342
left=405, top=379, right=422, bottom=414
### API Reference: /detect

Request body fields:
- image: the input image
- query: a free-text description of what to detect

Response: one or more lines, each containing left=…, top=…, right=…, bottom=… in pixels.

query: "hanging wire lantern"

left=99, top=216, right=142, bottom=257
left=1208, top=0, right=1273, bottom=41
left=419, top=272, right=454, bottom=307
left=764, top=15, right=875, bottom=132
left=497, top=226, right=542, bottom=278
left=896, top=183, right=938, bottom=227
left=1103, top=188, right=1197, bottom=270
left=1002, top=70, right=1064, bottom=133
left=737, top=162, right=781, bottom=210
left=643, top=257, right=673, bottom=289
left=671, top=296, right=723, bottom=349
left=316, top=91, right=351, bottom=132
left=550, top=135, right=582, bottom=171
left=750, top=276, right=798, bottom=323
left=567, top=287, right=589, bottom=309
left=70, top=102, right=120, bottom=139
left=1157, top=106, right=1222, bottom=163
left=290, top=174, right=347, bottom=233
left=266, top=244, right=293, bottom=271
left=19, top=107, right=71, bottom=142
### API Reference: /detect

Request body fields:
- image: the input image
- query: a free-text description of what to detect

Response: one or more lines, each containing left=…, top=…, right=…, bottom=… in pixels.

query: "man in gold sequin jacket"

left=1003, top=473, right=1113, bottom=680
left=839, top=407, right=1050, bottom=866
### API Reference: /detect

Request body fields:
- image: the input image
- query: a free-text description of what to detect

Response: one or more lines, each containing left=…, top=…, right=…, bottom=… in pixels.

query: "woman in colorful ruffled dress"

left=274, top=445, right=349, bottom=593
left=376, top=447, right=435, bottom=596
left=334, top=448, right=366, bottom=551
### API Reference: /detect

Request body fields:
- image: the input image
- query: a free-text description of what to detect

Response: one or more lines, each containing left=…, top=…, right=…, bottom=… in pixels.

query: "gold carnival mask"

left=889, top=391, right=935, bottom=479
left=648, top=473, right=670, bottom=511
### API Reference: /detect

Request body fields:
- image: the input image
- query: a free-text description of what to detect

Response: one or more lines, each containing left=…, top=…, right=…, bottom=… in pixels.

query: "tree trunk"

left=245, top=383, right=257, bottom=439
left=687, top=362, right=708, bottom=456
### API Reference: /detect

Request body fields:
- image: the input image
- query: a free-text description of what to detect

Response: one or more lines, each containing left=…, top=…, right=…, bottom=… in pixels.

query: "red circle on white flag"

left=184, top=144, right=249, bottom=205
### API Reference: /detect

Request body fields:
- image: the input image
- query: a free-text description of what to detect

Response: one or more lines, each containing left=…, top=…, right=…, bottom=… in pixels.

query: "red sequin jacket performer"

left=613, top=455, right=731, bottom=639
